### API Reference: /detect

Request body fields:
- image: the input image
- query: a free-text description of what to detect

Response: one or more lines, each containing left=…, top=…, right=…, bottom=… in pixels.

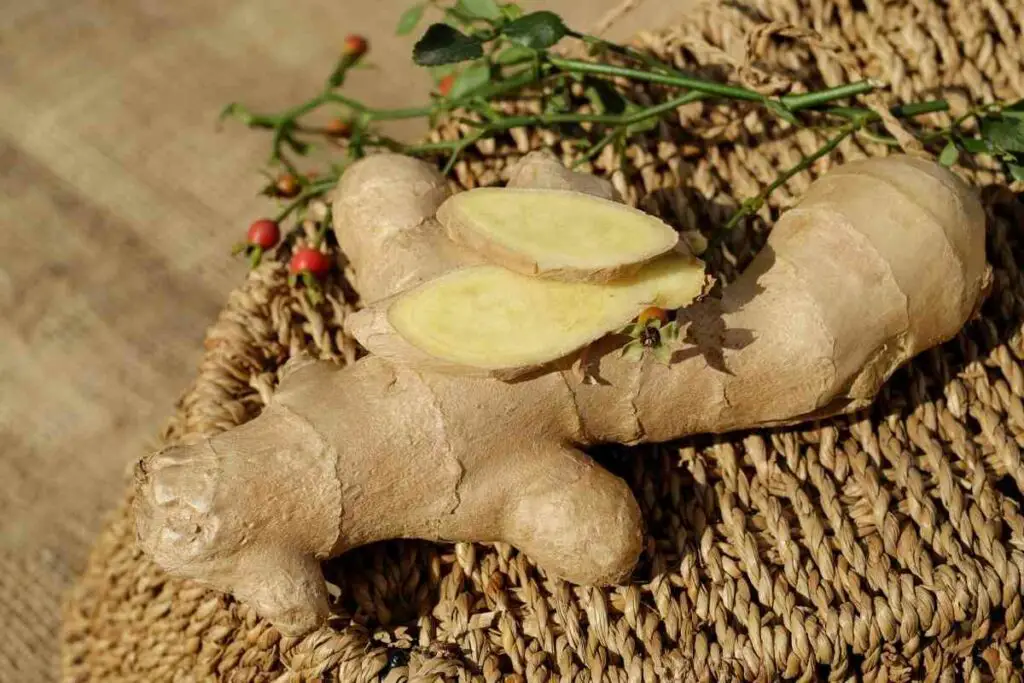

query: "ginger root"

left=346, top=253, right=704, bottom=378
left=437, top=187, right=679, bottom=281
left=134, top=152, right=988, bottom=636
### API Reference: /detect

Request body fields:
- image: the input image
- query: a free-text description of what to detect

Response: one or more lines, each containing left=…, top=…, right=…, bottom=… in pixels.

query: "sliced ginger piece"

left=437, top=188, right=680, bottom=282
left=349, top=252, right=704, bottom=377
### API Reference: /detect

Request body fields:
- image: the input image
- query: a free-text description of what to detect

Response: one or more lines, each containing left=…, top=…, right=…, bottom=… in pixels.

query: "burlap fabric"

left=61, top=0, right=1024, bottom=680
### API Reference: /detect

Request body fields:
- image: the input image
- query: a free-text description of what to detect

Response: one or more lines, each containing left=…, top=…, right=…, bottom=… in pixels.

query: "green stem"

left=828, top=99, right=949, bottom=121
left=572, top=129, right=620, bottom=168
left=919, top=106, right=983, bottom=144
left=548, top=57, right=767, bottom=102
left=548, top=56, right=877, bottom=114
left=892, top=100, right=951, bottom=118
left=325, top=92, right=434, bottom=120
left=273, top=177, right=337, bottom=223
left=406, top=91, right=705, bottom=157
left=779, top=81, right=876, bottom=110
left=716, top=118, right=865, bottom=242
left=568, top=29, right=677, bottom=74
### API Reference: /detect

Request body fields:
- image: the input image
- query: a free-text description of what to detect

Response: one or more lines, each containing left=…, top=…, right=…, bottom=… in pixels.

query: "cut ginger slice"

left=379, top=252, right=705, bottom=375
left=436, top=188, right=680, bottom=282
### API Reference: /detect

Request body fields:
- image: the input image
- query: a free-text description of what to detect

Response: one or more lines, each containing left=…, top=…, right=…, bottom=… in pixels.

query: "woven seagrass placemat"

left=62, top=0, right=1024, bottom=680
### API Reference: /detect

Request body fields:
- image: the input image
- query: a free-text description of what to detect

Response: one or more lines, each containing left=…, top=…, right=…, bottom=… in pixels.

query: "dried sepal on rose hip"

left=259, top=173, right=302, bottom=199
left=275, top=174, right=300, bottom=198
left=232, top=218, right=281, bottom=268
left=620, top=307, right=679, bottom=365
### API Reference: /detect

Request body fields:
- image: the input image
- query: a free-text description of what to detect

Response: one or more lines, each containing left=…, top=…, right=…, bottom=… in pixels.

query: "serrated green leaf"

left=1009, top=163, right=1024, bottom=182
left=502, top=11, right=568, bottom=49
left=585, top=80, right=626, bottom=115
left=456, top=0, right=501, bottom=21
left=662, top=321, right=680, bottom=343
left=495, top=44, right=535, bottom=65
left=959, top=136, right=991, bottom=154
left=981, top=116, right=1024, bottom=153
left=939, top=140, right=959, bottom=167
left=448, top=61, right=491, bottom=99
left=413, top=23, right=484, bottom=65
left=500, top=3, right=524, bottom=20
left=396, top=3, right=426, bottom=35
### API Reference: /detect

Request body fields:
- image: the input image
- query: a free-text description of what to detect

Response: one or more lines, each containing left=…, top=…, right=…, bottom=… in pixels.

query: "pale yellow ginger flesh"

left=134, top=153, right=989, bottom=637
left=437, top=187, right=679, bottom=281
left=388, top=254, right=704, bottom=370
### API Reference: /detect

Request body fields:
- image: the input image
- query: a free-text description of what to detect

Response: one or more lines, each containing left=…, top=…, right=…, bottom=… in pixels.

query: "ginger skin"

left=134, top=151, right=988, bottom=636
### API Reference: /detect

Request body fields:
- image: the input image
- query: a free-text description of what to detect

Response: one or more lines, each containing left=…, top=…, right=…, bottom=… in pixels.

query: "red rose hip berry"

left=247, top=219, right=280, bottom=249
left=438, top=74, right=455, bottom=97
left=342, top=34, right=368, bottom=59
left=289, top=247, right=331, bottom=278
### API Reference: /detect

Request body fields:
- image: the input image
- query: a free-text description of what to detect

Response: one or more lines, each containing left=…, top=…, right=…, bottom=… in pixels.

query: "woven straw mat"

left=61, top=1, right=1024, bottom=681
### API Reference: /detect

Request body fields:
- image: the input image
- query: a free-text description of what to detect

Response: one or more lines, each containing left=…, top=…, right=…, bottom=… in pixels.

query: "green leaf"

left=652, top=344, right=672, bottom=366
left=456, top=0, right=501, bottom=21
left=430, top=64, right=459, bottom=79
left=585, top=80, right=626, bottom=115
left=500, top=3, right=524, bottom=20
left=444, top=6, right=482, bottom=27
left=624, top=103, right=658, bottom=135
left=1008, top=162, right=1024, bottom=183
left=621, top=342, right=644, bottom=362
left=764, top=99, right=800, bottom=126
left=448, top=61, right=491, bottom=99
left=495, top=44, right=535, bottom=65
left=396, top=3, right=426, bottom=35
left=1003, top=98, right=1024, bottom=120
left=544, top=92, right=569, bottom=114
left=218, top=102, right=253, bottom=126
left=981, top=116, right=1024, bottom=153
left=502, top=11, right=568, bottom=49
left=661, top=321, right=680, bottom=344
left=413, top=23, right=485, bottom=65
left=959, top=136, right=991, bottom=154
left=939, top=140, right=959, bottom=167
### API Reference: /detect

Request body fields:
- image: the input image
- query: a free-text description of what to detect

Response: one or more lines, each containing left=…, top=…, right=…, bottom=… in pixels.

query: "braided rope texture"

left=61, top=0, right=1024, bottom=681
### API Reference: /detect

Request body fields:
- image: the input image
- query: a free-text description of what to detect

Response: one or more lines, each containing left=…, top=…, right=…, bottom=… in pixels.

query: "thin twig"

left=712, top=118, right=866, bottom=248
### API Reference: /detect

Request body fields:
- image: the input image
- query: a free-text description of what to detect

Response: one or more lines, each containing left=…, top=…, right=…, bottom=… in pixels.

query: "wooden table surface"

left=0, top=1, right=689, bottom=678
